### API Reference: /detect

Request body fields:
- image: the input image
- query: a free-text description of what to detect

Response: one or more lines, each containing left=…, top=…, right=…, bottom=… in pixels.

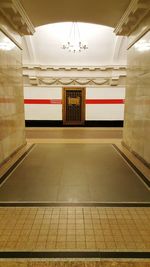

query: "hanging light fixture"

left=62, top=22, right=88, bottom=53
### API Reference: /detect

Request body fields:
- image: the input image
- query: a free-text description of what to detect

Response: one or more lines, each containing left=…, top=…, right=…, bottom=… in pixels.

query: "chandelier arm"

left=73, top=22, right=76, bottom=45
left=76, top=22, right=81, bottom=43
left=68, top=22, right=74, bottom=42
left=62, top=22, right=88, bottom=53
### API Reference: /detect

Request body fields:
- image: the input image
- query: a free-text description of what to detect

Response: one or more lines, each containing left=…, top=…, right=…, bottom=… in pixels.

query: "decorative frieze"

left=0, top=0, right=35, bottom=35
left=114, top=0, right=150, bottom=36
left=23, top=76, right=126, bottom=87
left=23, top=65, right=126, bottom=87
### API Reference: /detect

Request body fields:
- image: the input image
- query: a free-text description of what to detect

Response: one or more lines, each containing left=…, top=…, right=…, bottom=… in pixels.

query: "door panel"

left=63, top=88, right=85, bottom=125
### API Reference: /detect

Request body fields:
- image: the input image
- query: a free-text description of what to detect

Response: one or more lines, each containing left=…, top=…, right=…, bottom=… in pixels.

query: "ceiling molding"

left=0, top=0, right=35, bottom=35
left=23, top=65, right=127, bottom=72
left=114, top=0, right=150, bottom=36
left=23, top=65, right=126, bottom=87
left=112, top=36, right=127, bottom=63
left=23, top=36, right=37, bottom=62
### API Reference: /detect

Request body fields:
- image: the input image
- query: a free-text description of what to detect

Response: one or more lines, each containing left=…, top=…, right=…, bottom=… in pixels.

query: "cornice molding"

left=0, top=0, right=35, bottom=35
left=23, top=65, right=126, bottom=87
left=23, top=65, right=127, bottom=72
left=114, top=0, right=150, bottom=36
left=23, top=75, right=126, bottom=87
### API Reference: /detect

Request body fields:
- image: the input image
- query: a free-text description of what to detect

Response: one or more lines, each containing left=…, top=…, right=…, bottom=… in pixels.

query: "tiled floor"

left=0, top=207, right=149, bottom=251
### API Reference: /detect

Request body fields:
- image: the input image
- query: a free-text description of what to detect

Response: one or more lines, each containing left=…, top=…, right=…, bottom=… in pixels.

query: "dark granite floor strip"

left=113, top=144, right=150, bottom=188
left=0, top=251, right=150, bottom=259
left=0, top=202, right=149, bottom=207
left=0, top=144, right=35, bottom=186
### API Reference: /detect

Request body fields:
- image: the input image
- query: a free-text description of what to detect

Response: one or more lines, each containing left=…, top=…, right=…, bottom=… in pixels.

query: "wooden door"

left=63, top=87, right=85, bottom=125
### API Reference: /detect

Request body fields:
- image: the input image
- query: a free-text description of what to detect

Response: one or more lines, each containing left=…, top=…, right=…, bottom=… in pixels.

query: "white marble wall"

left=0, top=23, right=26, bottom=165
left=123, top=30, right=150, bottom=166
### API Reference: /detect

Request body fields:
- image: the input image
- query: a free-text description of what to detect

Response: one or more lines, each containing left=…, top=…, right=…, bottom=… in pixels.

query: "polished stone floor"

left=0, top=143, right=149, bottom=202
left=26, top=127, right=123, bottom=140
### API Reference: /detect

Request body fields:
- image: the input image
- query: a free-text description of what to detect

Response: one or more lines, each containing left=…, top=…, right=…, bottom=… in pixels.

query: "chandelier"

left=62, top=22, right=88, bottom=53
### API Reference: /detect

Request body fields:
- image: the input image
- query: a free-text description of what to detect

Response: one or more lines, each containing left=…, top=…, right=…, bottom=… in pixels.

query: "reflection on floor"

left=0, top=144, right=149, bottom=202
left=0, top=128, right=149, bottom=265
left=26, top=127, right=123, bottom=140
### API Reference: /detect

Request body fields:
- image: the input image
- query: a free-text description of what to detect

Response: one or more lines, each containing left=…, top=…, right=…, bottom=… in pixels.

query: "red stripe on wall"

left=86, top=99, right=124, bottom=104
left=24, top=99, right=124, bottom=104
left=24, top=99, right=62, bottom=104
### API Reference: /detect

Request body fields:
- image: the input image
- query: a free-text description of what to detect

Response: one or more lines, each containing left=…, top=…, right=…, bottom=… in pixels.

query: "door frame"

left=62, top=87, right=85, bottom=125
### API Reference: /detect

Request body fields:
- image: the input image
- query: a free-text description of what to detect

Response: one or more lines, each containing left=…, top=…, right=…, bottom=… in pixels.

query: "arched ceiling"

left=19, top=0, right=131, bottom=28
left=22, top=22, right=127, bottom=66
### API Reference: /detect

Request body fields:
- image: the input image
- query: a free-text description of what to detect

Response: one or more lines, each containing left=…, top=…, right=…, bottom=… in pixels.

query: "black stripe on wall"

left=25, top=120, right=124, bottom=127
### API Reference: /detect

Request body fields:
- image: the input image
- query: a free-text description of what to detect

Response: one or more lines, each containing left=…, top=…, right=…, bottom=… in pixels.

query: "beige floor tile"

left=0, top=207, right=149, bottom=252
left=76, top=242, right=86, bottom=249
left=115, top=241, right=127, bottom=249
left=56, top=241, right=66, bottom=249
left=66, top=241, right=76, bottom=249
left=66, top=235, right=76, bottom=242
left=35, top=241, right=46, bottom=250
left=86, top=241, right=96, bottom=249
left=76, top=235, right=85, bottom=242
left=45, top=241, right=56, bottom=249
left=106, top=242, right=116, bottom=249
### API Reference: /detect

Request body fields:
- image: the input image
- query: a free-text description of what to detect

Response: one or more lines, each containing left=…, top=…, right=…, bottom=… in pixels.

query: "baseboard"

left=25, top=120, right=124, bottom=127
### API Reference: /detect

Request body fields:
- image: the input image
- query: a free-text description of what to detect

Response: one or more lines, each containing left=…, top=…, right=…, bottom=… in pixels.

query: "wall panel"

left=24, top=86, right=125, bottom=122
left=123, top=30, right=150, bottom=166
left=0, top=30, right=26, bottom=165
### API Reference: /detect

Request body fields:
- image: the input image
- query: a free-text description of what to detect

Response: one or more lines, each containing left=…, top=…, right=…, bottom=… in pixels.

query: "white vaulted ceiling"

left=22, top=22, right=127, bottom=66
